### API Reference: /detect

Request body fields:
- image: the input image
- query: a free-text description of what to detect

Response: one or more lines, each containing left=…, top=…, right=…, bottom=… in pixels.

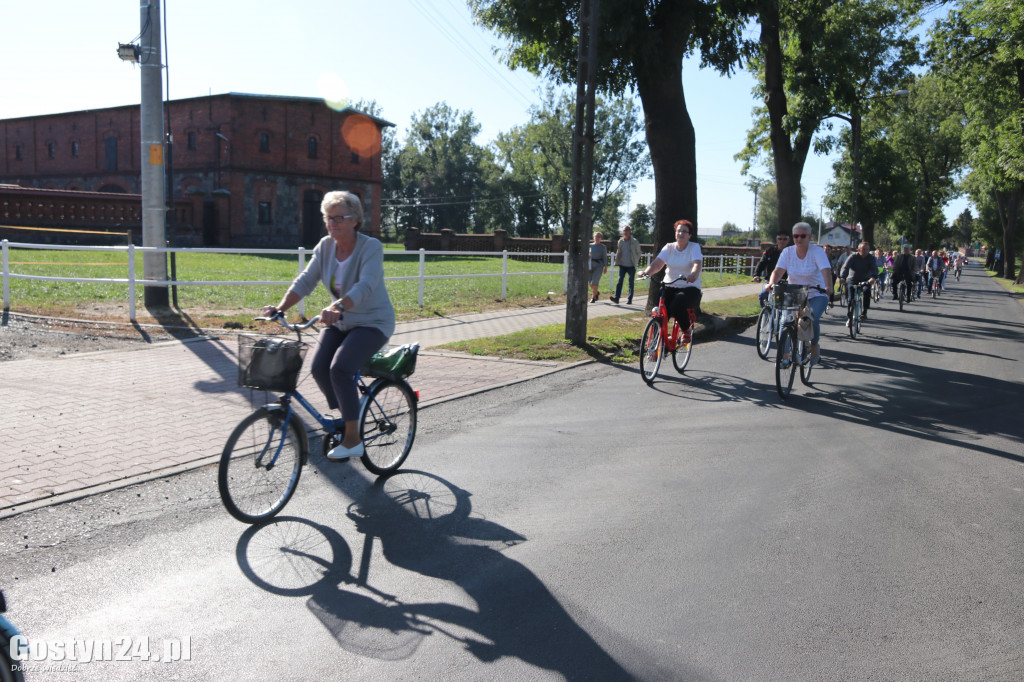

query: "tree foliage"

left=492, top=87, right=650, bottom=237
left=470, top=0, right=753, bottom=248
left=395, top=103, right=495, bottom=234
left=930, top=0, right=1024, bottom=280
left=738, top=0, right=922, bottom=242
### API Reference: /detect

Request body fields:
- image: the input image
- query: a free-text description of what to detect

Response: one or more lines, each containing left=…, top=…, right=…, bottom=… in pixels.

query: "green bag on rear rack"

left=363, top=343, right=419, bottom=382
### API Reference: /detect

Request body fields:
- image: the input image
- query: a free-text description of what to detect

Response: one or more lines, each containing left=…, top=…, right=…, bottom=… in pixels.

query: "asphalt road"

left=2, top=264, right=1022, bottom=681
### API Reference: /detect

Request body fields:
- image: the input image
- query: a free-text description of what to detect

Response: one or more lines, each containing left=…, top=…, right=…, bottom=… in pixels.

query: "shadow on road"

left=233, top=470, right=694, bottom=678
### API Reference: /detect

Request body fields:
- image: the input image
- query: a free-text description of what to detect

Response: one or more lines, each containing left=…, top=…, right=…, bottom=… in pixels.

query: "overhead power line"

left=406, top=0, right=536, bottom=110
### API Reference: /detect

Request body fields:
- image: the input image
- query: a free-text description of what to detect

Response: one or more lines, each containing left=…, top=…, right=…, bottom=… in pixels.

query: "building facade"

left=0, top=93, right=392, bottom=247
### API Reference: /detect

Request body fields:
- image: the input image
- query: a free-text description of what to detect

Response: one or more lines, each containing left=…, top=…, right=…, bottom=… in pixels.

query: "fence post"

left=128, top=243, right=137, bottom=322
left=501, top=250, right=509, bottom=300
left=297, top=247, right=306, bottom=317
left=418, top=249, right=426, bottom=308
left=1, top=240, right=9, bottom=312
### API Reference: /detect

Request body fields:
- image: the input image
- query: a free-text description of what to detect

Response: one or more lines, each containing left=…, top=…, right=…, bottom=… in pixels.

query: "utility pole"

left=140, top=0, right=168, bottom=307
left=565, top=0, right=599, bottom=344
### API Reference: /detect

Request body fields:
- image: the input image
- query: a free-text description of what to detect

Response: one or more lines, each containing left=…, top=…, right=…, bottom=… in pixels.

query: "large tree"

left=738, top=0, right=921, bottom=242
left=824, top=73, right=962, bottom=251
left=492, top=87, right=651, bottom=237
left=470, top=0, right=751, bottom=249
left=931, top=0, right=1024, bottom=281
left=397, top=103, right=496, bottom=234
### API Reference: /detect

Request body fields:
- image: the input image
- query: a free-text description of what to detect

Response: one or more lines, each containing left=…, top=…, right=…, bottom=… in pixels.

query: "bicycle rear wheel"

left=640, top=318, right=663, bottom=385
left=776, top=326, right=798, bottom=399
left=360, top=380, right=418, bottom=475
left=799, top=338, right=813, bottom=385
left=756, top=306, right=773, bottom=360
left=671, top=321, right=692, bottom=373
left=219, top=407, right=304, bottom=524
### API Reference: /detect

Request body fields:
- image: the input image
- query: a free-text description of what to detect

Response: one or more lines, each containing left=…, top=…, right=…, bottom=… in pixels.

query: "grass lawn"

left=3, top=247, right=755, bottom=332
left=437, top=294, right=761, bottom=363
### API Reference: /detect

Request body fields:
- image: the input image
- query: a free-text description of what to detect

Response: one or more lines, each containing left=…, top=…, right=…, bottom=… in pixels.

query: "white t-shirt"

left=776, top=244, right=830, bottom=298
left=656, top=241, right=703, bottom=289
left=329, top=257, right=349, bottom=298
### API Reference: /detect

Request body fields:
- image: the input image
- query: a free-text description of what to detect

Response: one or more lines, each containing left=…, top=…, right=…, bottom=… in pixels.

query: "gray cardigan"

left=287, top=233, right=395, bottom=338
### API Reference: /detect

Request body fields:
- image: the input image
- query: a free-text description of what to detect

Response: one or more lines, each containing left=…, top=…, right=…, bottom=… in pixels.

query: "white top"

left=776, top=244, right=830, bottom=298
left=657, top=241, right=703, bottom=289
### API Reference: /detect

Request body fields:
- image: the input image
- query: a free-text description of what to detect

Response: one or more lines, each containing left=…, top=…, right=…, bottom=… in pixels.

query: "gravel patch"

left=0, top=313, right=209, bottom=362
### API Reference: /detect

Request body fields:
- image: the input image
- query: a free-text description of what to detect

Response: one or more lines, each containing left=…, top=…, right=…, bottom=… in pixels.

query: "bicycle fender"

left=263, top=404, right=310, bottom=464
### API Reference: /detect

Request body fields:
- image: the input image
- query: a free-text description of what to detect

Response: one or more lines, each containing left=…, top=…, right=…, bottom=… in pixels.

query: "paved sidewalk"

left=1, top=283, right=760, bottom=517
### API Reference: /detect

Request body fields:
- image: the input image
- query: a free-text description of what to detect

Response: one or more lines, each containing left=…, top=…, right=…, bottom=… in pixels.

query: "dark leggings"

left=310, top=325, right=388, bottom=420
left=661, top=286, right=702, bottom=329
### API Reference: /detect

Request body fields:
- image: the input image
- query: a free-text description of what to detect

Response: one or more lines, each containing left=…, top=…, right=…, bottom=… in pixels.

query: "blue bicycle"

left=1, top=590, right=25, bottom=682
left=218, top=313, right=419, bottom=524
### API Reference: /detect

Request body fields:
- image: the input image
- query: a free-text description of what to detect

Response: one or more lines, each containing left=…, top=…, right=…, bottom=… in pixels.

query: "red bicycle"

left=638, top=275, right=697, bottom=385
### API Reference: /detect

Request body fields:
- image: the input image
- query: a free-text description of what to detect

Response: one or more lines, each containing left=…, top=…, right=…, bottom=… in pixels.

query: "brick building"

left=0, top=93, right=392, bottom=247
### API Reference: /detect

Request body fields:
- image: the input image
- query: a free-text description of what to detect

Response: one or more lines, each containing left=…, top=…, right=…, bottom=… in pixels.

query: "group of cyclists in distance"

left=751, top=221, right=966, bottom=365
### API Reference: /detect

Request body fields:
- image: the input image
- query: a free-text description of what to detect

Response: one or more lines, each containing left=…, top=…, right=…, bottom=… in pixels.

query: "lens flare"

left=341, top=114, right=381, bottom=157
left=317, top=73, right=350, bottom=111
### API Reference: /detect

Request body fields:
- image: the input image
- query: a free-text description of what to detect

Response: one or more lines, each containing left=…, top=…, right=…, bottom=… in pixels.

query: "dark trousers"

left=846, top=279, right=871, bottom=317
left=614, top=266, right=636, bottom=300
left=662, top=286, right=702, bottom=328
left=310, top=325, right=388, bottom=420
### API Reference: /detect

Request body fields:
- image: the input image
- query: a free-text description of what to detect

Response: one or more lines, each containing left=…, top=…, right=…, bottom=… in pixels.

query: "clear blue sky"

left=1, top=0, right=964, bottom=236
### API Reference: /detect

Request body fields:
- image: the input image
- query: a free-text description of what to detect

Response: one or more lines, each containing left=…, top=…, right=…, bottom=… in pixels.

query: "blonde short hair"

left=321, top=191, right=364, bottom=231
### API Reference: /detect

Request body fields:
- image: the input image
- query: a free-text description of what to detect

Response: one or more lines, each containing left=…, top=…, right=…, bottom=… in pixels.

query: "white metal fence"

left=1, top=240, right=756, bottom=321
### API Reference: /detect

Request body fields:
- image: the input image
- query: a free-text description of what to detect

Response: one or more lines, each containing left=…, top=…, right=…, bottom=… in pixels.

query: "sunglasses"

left=792, top=234, right=809, bottom=239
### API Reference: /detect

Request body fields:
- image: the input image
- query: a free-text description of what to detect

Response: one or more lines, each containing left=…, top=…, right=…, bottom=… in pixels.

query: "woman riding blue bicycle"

left=262, top=190, right=395, bottom=462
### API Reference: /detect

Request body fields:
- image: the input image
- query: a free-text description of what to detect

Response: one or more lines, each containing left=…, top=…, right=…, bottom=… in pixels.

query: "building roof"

left=0, top=92, right=395, bottom=129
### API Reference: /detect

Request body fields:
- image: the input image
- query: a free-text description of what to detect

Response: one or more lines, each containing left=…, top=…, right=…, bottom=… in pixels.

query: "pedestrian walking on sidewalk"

left=589, top=231, right=608, bottom=303
left=261, top=190, right=395, bottom=462
left=610, top=224, right=642, bottom=305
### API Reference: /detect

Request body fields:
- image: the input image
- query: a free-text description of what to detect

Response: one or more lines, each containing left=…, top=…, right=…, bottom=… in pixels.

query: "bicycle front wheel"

left=898, top=282, right=905, bottom=311
left=799, top=338, right=813, bottom=385
left=640, top=318, right=663, bottom=385
left=360, top=380, right=418, bottom=476
left=776, top=326, right=798, bottom=400
left=672, top=321, right=692, bottom=373
left=756, top=306, right=773, bottom=360
left=219, top=408, right=304, bottom=524
left=849, top=296, right=860, bottom=340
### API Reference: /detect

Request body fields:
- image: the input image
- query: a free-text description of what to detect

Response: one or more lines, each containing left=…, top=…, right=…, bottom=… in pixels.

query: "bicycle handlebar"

left=254, top=310, right=322, bottom=331
left=638, top=273, right=689, bottom=286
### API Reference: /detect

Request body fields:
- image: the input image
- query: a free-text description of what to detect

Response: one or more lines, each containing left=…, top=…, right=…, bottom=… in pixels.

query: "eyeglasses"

left=792, top=234, right=809, bottom=239
left=677, top=229, right=690, bottom=235
left=324, top=214, right=353, bottom=224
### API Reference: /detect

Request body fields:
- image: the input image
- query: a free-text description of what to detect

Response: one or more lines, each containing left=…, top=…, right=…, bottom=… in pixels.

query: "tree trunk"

left=635, top=31, right=695, bottom=309
left=759, top=0, right=813, bottom=237
left=994, top=186, right=1020, bottom=281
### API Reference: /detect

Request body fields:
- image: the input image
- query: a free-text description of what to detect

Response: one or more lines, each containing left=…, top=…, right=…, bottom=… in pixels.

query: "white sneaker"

left=326, top=442, right=364, bottom=462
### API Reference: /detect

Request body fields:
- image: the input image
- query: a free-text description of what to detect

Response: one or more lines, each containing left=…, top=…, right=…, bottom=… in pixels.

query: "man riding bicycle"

left=753, top=232, right=791, bottom=308
left=926, top=250, right=945, bottom=294
left=890, top=244, right=916, bottom=300
left=839, top=241, right=877, bottom=325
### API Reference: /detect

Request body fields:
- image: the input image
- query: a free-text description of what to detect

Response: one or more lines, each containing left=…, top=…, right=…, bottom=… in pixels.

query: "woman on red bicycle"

left=638, top=219, right=703, bottom=327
